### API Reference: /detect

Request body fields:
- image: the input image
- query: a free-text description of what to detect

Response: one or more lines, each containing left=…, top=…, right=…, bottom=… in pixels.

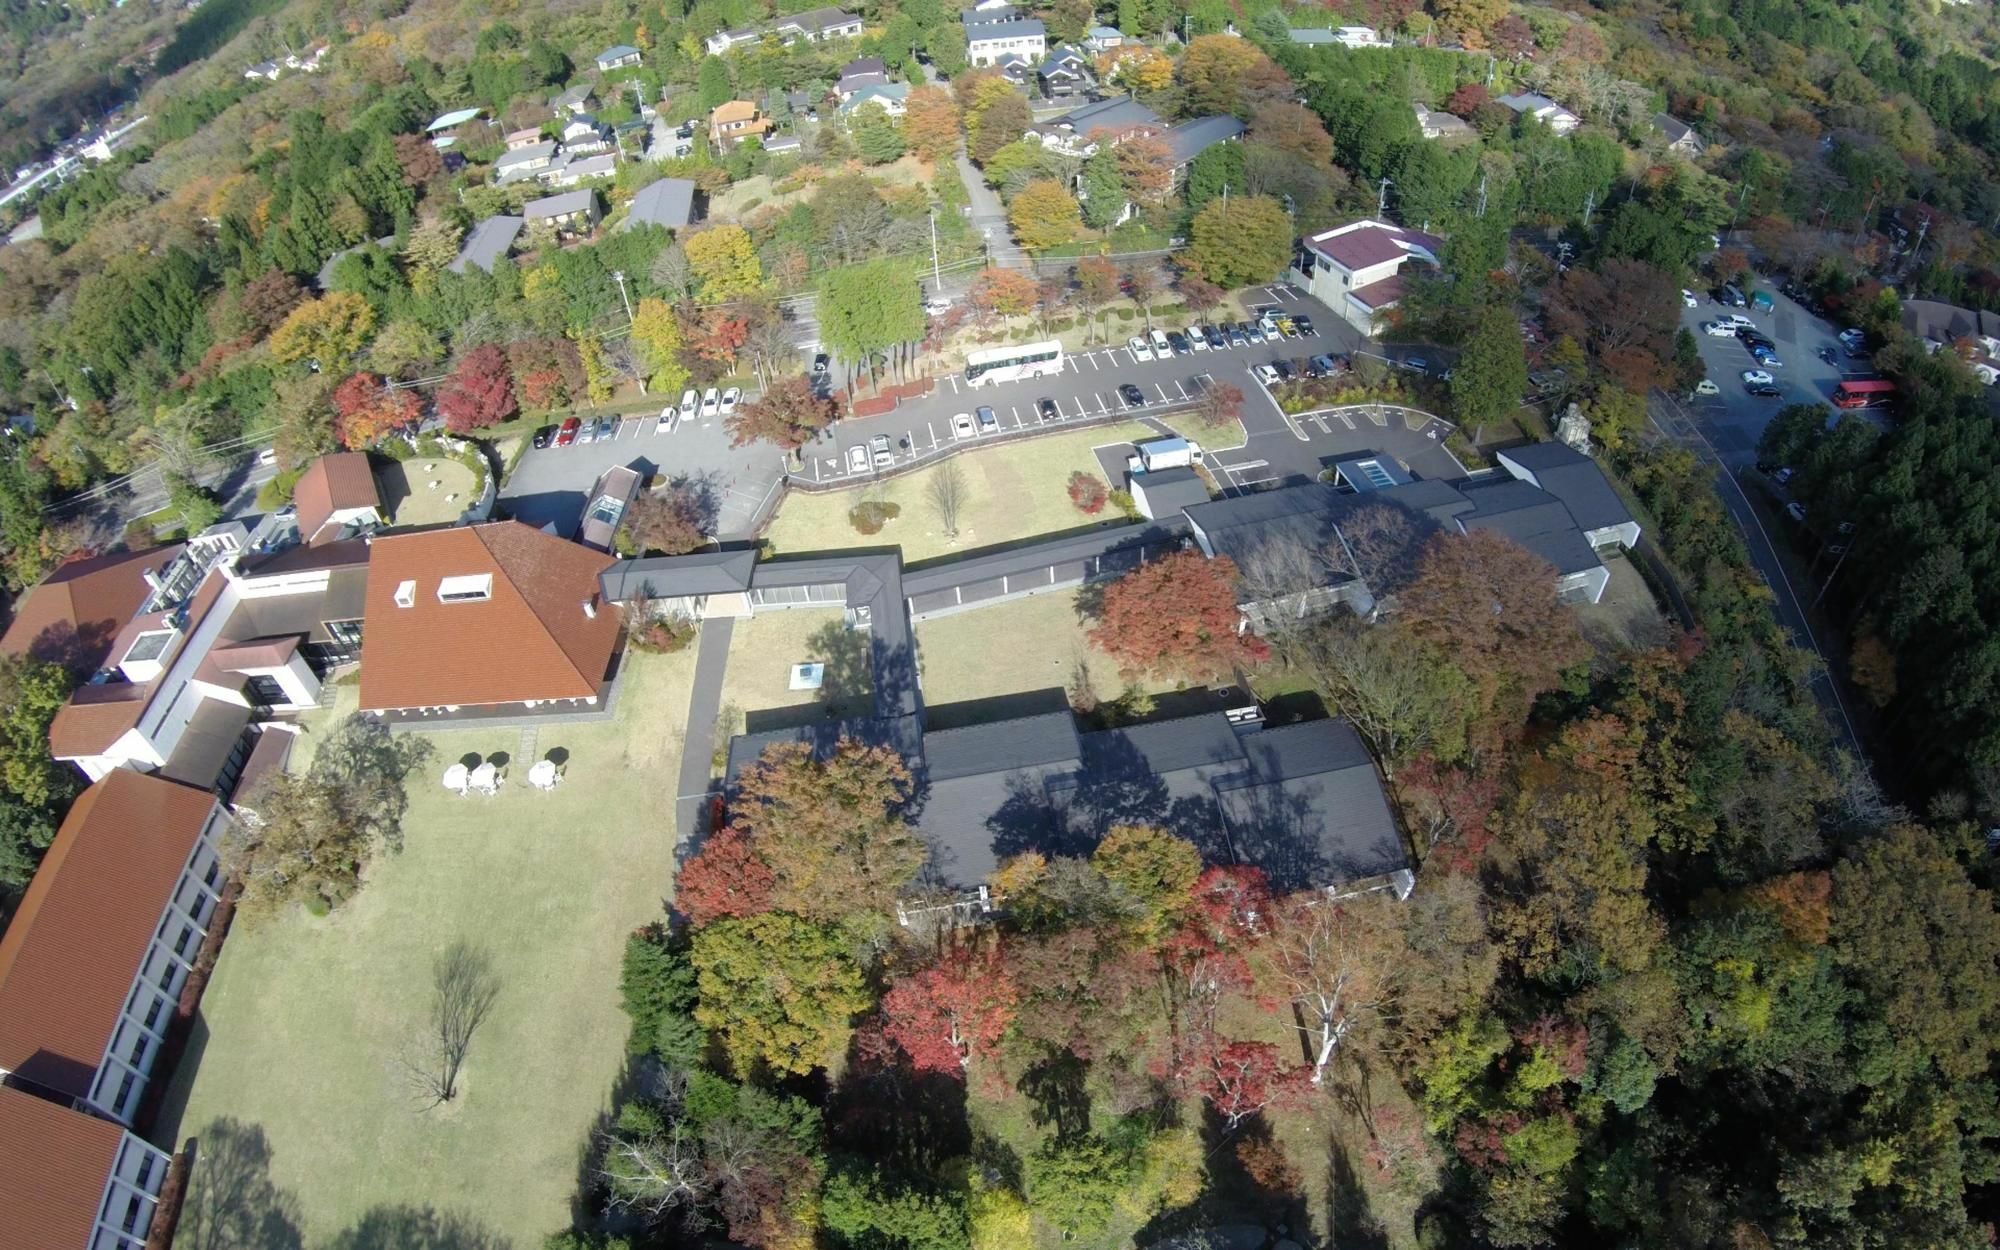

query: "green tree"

left=691, top=911, right=871, bottom=1076
left=1028, top=1135, right=1133, bottom=1240
left=1183, top=142, right=1245, bottom=214
left=0, top=655, right=72, bottom=811
left=1451, top=305, right=1530, bottom=430
left=629, top=297, right=690, bottom=395
left=697, top=58, right=733, bottom=111
left=620, top=924, right=705, bottom=1066
left=1184, top=195, right=1291, bottom=289
left=1079, top=147, right=1127, bottom=230
left=166, top=473, right=223, bottom=534
left=851, top=104, right=907, bottom=164
left=818, top=258, right=924, bottom=390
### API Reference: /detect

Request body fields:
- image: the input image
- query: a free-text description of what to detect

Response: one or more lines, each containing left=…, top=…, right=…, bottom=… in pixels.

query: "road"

left=954, top=142, right=1026, bottom=271
left=51, top=451, right=281, bottom=545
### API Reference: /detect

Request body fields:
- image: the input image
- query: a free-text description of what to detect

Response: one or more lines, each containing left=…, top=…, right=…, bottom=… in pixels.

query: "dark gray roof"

left=1184, top=483, right=1360, bottom=572
left=1130, top=469, right=1211, bottom=519
left=1497, top=443, right=1633, bottom=533
left=725, top=713, right=925, bottom=782
left=629, top=178, right=696, bottom=230
left=496, top=141, right=557, bottom=169
left=923, top=712, right=1080, bottom=781
left=1163, top=116, right=1245, bottom=165
left=1653, top=112, right=1693, bottom=143
left=1214, top=719, right=1405, bottom=892
left=1377, top=478, right=1474, bottom=526
left=1082, top=712, right=1245, bottom=777
left=525, top=189, right=596, bottom=220
left=967, top=17, right=1047, bottom=40
left=1041, top=95, right=1159, bottom=136
left=901, top=519, right=1185, bottom=597
left=600, top=549, right=755, bottom=600
left=840, top=55, right=887, bottom=79
left=750, top=553, right=916, bottom=721
left=448, top=215, right=523, bottom=274
left=1457, top=480, right=1601, bottom=576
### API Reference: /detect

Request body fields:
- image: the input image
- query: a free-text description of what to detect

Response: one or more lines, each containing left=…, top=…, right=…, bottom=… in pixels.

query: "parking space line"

left=1154, top=384, right=1171, bottom=403
left=1173, top=380, right=1190, bottom=400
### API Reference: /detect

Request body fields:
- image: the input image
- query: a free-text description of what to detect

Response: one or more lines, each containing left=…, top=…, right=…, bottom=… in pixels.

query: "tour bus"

left=1832, top=378, right=1896, bottom=409
left=964, top=339, right=1065, bottom=387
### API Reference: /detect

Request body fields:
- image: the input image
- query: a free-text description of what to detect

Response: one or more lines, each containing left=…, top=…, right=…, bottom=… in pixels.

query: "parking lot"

left=1675, top=284, right=1875, bottom=464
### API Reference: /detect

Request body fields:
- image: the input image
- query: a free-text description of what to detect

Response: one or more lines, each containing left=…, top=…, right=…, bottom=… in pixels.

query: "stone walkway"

left=673, top=617, right=735, bottom=845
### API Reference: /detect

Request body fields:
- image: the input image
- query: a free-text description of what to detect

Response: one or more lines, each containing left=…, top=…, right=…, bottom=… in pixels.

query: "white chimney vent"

left=581, top=599, right=597, bottom=619
left=394, top=579, right=416, bottom=608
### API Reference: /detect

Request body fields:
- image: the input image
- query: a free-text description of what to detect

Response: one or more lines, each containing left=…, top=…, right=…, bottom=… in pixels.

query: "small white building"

left=967, top=17, right=1047, bottom=67
left=1496, top=91, right=1581, bottom=134
left=1290, top=219, right=1444, bottom=335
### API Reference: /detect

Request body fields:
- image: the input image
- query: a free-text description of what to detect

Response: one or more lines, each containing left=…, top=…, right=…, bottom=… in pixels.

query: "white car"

left=1741, top=369, right=1775, bottom=386
left=679, top=388, right=699, bottom=420
left=846, top=444, right=868, bottom=473
left=1184, top=326, right=1208, bottom=352
left=869, top=434, right=893, bottom=468
left=1149, top=328, right=1170, bottom=355
left=719, top=387, right=741, bottom=416
left=1129, top=335, right=1155, bottom=362
left=952, top=411, right=975, bottom=439
left=656, top=404, right=677, bottom=432
left=1253, top=363, right=1281, bottom=386
left=1682, top=289, right=1699, bottom=307
left=1693, top=379, right=1720, bottom=396
left=700, top=387, right=721, bottom=418
left=1702, top=321, right=1736, bottom=337
left=922, top=297, right=952, bottom=316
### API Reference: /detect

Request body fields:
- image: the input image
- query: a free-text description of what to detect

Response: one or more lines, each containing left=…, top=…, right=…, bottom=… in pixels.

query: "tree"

left=1399, top=530, right=1587, bottom=702
left=731, top=738, right=922, bottom=921
left=1250, top=101, right=1333, bottom=165
left=903, top=85, right=961, bottom=160
left=626, top=483, right=707, bottom=555
left=268, top=292, right=376, bottom=370
left=676, top=827, right=775, bottom=926
left=1028, top=1136, right=1132, bottom=1239
left=818, top=258, right=924, bottom=391
left=1288, top=621, right=1476, bottom=768
left=1008, top=179, right=1083, bottom=250
left=330, top=372, right=420, bottom=447
left=850, top=103, right=907, bottom=164
left=404, top=941, right=500, bottom=1108
left=402, top=215, right=462, bottom=276
left=684, top=226, right=763, bottom=301
left=1075, top=257, right=1120, bottom=341
left=1096, top=45, right=1172, bottom=94
left=1451, top=305, right=1530, bottom=431
left=726, top=375, right=837, bottom=450
left=240, top=269, right=308, bottom=337
left=927, top=462, right=968, bottom=539
left=1191, top=380, right=1244, bottom=440
left=1267, top=892, right=1408, bottom=1082
left=0, top=655, right=72, bottom=810
left=437, top=344, right=517, bottom=432
left=697, top=57, right=733, bottom=110
left=630, top=297, right=690, bottom=396
left=881, top=943, right=1018, bottom=1074
left=964, top=80, right=1030, bottom=164
left=223, top=714, right=432, bottom=920
left=1124, top=266, right=1161, bottom=328
left=1543, top=259, right=1676, bottom=368
left=1090, top=550, right=1269, bottom=683
left=0, top=795, right=57, bottom=889
left=166, top=474, right=222, bottom=534
left=369, top=318, right=443, bottom=378
left=1177, top=274, right=1223, bottom=316
left=392, top=132, right=444, bottom=186
left=1176, top=35, right=1290, bottom=118
left=968, top=266, right=1038, bottom=320
left=1185, top=196, right=1292, bottom=289
left=691, top=911, right=871, bottom=1076
left=1436, top=0, right=1507, bottom=42
left=621, top=923, right=705, bottom=1065
left=1114, top=133, right=1173, bottom=208
left=1094, top=824, right=1201, bottom=940
left=1079, top=148, right=1127, bottom=230
left=1183, top=1039, right=1299, bottom=1129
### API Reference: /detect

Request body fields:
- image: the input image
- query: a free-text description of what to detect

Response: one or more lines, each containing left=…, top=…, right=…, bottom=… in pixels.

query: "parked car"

left=1838, top=327, right=1866, bottom=346
left=1271, top=359, right=1294, bottom=381
left=1166, top=331, right=1192, bottom=356
left=700, top=387, right=721, bottom=418
left=1253, top=363, right=1281, bottom=386
left=976, top=405, right=998, bottom=434
left=1694, top=378, right=1721, bottom=396
left=846, top=444, right=868, bottom=473
left=1241, top=320, right=1266, bottom=343
left=952, top=412, right=975, bottom=439
left=1772, top=466, right=1795, bottom=484
left=922, top=297, right=952, bottom=315
left=1119, top=383, right=1146, bottom=406
left=1681, top=289, right=1699, bottom=307
left=1129, top=335, right=1155, bottom=361
left=1785, top=501, right=1807, bottom=522
left=1400, top=356, right=1429, bottom=374
left=679, top=389, right=699, bottom=421
left=1183, top=326, right=1208, bottom=352
left=1226, top=324, right=1249, bottom=347
left=1292, top=315, right=1315, bottom=336
left=555, top=417, right=581, bottom=447
left=1037, top=397, right=1060, bottom=422
left=1747, top=383, right=1782, bottom=398
left=870, top=434, right=893, bottom=467
left=1149, top=328, right=1170, bottom=355
left=574, top=419, right=598, bottom=445
left=719, top=387, right=741, bottom=415
left=1703, top=321, right=1737, bottom=337
left=597, top=416, right=619, bottom=441
left=655, top=406, right=676, bottom=433
left=532, top=425, right=556, bottom=449
left=1741, top=369, right=1775, bottom=386
left=1275, top=315, right=1298, bottom=338
left=1752, top=351, right=1783, bottom=368
left=1202, top=325, right=1227, bottom=349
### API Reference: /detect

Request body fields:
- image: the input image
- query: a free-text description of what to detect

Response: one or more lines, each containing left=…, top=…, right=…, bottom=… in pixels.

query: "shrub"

left=849, top=500, right=902, bottom=534
left=1067, top=470, right=1108, bottom=514
left=255, top=464, right=306, bottom=511
left=1107, top=488, right=1140, bottom=520
left=379, top=438, right=415, bottom=461
left=630, top=614, right=698, bottom=653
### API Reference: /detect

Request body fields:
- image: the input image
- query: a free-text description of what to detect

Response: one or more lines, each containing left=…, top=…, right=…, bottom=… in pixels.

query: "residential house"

left=358, top=522, right=624, bottom=720
left=1900, top=299, right=2000, bottom=386
left=292, top=453, right=382, bottom=547
left=425, top=107, right=484, bottom=134
left=550, top=83, right=595, bottom=116
left=524, top=189, right=601, bottom=236
left=1084, top=25, right=1124, bottom=53
left=1162, top=115, right=1246, bottom=187
left=709, top=99, right=775, bottom=147
left=1037, top=46, right=1091, bottom=98
left=705, top=7, right=864, bottom=54
left=0, top=1084, right=174, bottom=1249
left=836, top=56, right=890, bottom=100
left=0, top=770, right=231, bottom=1126
left=560, top=115, right=613, bottom=155
left=495, top=141, right=559, bottom=185
left=1652, top=112, right=1703, bottom=155
left=763, top=134, right=804, bottom=156
left=1288, top=26, right=1389, bottom=47
left=504, top=127, right=546, bottom=150
left=548, top=153, right=619, bottom=187
left=966, top=17, right=1047, bottom=67
left=47, top=526, right=366, bottom=787
left=1029, top=95, right=1161, bottom=156
left=1290, top=218, right=1444, bottom=334
left=992, top=52, right=1035, bottom=87
left=1415, top=105, right=1474, bottom=140
left=1496, top=91, right=1581, bottom=134
left=1, top=545, right=186, bottom=673
left=448, top=214, right=524, bottom=274
left=242, top=59, right=283, bottom=81
left=839, top=83, right=912, bottom=118
left=578, top=467, right=642, bottom=552
left=627, top=177, right=698, bottom=231
left=594, top=45, right=643, bottom=72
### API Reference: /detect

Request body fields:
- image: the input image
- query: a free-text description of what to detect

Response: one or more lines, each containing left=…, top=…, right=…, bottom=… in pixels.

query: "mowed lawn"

left=722, top=608, right=874, bottom=737
left=762, top=422, right=1151, bottom=562
left=914, top=588, right=1179, bottom=726
left=155, top=644, right=700, bottom=1246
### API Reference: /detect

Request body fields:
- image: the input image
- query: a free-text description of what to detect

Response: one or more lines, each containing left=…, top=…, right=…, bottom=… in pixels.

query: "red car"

left=554, top=417, right=582, bottom=447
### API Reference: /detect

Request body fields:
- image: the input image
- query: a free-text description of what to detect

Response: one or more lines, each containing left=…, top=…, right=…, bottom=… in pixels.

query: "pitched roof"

left=292, top=452, right=380, bottom=542
left=1163, top=115, right=1245, bottom=165
left=841, top=82, right=911, bottom=111
left=967, top=17, right=1046, bottom=40
left=1348, top=273, right=1408, bottom=309
left=0, top=1085, right=133, bottom=1248
left=449, top=215, right=524, bottom=274
left=597, top=44, right=641, bottom=61
left=711, top=99, right=761, bottom=124
left=629, top=178, right=697, bottom=230
left=358, top=522, right=623, bottom=711
left=495, top=141, right=557, bottom=168
left=840, top=55, right=887, bottom=79
left=1304, top=220, right=1442, bottom=271
left=781, top=6, right=860, bottom=31
left=1652, top=111, right=1693, bottom=142
left=1497, top=443, right=1634, bottom=533
left=0, top=770, right=218, bottom=1102
left=1455, top=479, right=1601, bottom=575
left=601, top=549, right=755, bottom=600
left=426, top=107, right=483, bottom=132
left=1, top=544, right=183, bottom=672
left=525, top=189, right=596, bottom=220
left=47, top=682, right=148, bottom=759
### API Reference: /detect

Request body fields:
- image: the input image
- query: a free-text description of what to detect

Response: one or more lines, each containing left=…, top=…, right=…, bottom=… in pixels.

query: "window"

left=136, top=1153, right=155, bottom=1189
left=143, top=999, right=164, bottom=1032
left=436, top=573, right=494, bottom=603
left=173, top=924, right=196, bottom=958
left=129, top=1033, right=148, bottom=1066
left=114, top=1073, right=137, bottom=1116
left=205, top=861, right=221, bottom=888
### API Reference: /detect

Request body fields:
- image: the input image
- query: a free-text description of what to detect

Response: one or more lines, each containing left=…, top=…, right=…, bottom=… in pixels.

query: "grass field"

left=722, top=608, right=874, bottom=735
left=913, top=588, right=1180, bottom=726
left=763, top=422, right=1151, bottom=562
left=375, top=458, right=477, bottom=527
left=155, top=644, right=700, bottom=1247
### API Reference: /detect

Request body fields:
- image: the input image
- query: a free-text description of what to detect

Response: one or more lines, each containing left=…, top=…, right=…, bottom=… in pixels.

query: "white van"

left=1148, top=328, right=1170, bottom=355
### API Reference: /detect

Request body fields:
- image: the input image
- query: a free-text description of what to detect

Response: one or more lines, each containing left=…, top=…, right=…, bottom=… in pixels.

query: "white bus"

left=964, top=339, right=1064, bottom=387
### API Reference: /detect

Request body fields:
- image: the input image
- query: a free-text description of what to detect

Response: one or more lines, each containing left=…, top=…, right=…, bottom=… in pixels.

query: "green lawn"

left=155, top=644, right=700, bottom=1246
left=721, top=608, right=874, bottom=738
left=763, top=423, right=1152, bottom=562
left=914, top=588, right=1178, bottom=726
left=375, top=458, right=477, bottom=527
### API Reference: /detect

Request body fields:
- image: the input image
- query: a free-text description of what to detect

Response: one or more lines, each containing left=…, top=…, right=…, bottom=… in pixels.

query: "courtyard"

left=720, top=608, right=876, bottom=741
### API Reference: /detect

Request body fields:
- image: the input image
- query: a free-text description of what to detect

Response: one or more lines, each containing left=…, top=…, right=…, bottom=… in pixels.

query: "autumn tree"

left=1267, top=892, right=1409, bottom=1081
left=1544, top=259, right=1676, bottom=372
left=1090, top=550, right=1270, bottom=683
left=1286, top=621, right=1476, bottom=769
left=330, top=372, right=420, bottom=448
left=1250, top=101, right=1334, bottom=165
left=726, top=375, right=837, bottom=450
left=437, top=344, right=516, bottom=432
left=1093, top=824, right=1202, bottom=941
left=881, top=942, right=1018, bottom=1074
left=730, top=738, right=922, bottom=921
left=1177, top=273, right=1223, bottom=315
left=402, top=215, right=462, bottom=276
left=1186, top=195, right=1292, bottom=289
left=675, top=827, right=775, bottom=926
left=692, top=911, right=871, bottom=1075
left=239, top=269, right=307, bottom=338
left=268, top=292, right=375, bottom=370
left=1190, top=379, right=1244, bottom=440
left=1399, top=529, right=1587, bottom=709
left=1096, top=45, right=1172, bottom=94
left=1183, top=1039, right=1300, bottom=1129
left=1124, top=265, right=1161, bottom=327
left=393, top=132, right=444, bottom=186
left=1074, top=256, right=1120, bottom=341
left=684, top=226, right=763, bottom=301
left=1176, top=35, right=1291, bottom=117
left=631, top=297, right=691, bottom=396
left=1008, top=179, right=1083, bottom=250
left=968, top=266, right=1038, bottom=320
left=902, top=85, right=961, bottom=160
left=626, top=483, right=707, bottom=555
left=1114, top=133, right=1173, bottom=208
left=962, top=77, right=1030, bottom=164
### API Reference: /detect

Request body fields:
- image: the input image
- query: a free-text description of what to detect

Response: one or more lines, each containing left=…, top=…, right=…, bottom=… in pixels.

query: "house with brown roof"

left=1290, top=218, right=1444, bottom=334
left=0, top=769, right=229, bottom=1127
left=0, top=1084, right=174, bottom=1249
left=1, top=544, right=184, bottom=674
left=358, top=521, right=624, bottom=719
left=709, top=99, right=774, bottom=147
left=292, top=451, right=383, bottom=545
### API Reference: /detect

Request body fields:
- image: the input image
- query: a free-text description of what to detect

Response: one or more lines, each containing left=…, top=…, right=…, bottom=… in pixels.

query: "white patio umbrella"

left=528, top=759, right=560, bottom=791
left=441, top=762, right=470, bottom=795
left=468, top=761, right=501, bottom=795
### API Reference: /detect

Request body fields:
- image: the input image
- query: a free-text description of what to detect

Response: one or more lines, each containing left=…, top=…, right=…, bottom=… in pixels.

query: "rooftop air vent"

left=437, top=573, right=493, bottom=604
left=394, top=580, right=416, bottom=608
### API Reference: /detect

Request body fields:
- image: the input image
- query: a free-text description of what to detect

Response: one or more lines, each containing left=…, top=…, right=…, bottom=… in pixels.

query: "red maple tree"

left=437, top=344, right=517, bottom=433
left=674, top=827, right=774, bottom=926
left=1090, top=550, right=1269, bottom=683
left=1183, top=1039, right=1303, bottom=1130
left=881, top=944, right=1018, bottom=1075
left=330, top=371, right=421, bottom=448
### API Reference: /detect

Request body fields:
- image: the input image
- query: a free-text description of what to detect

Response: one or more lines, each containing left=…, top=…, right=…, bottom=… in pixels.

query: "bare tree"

left=405, top=941, right=499, bottom=1108
left=1268, top=892, right=1406, bottom=1083
left=649, top=244, right=692, bottom=302
left=1230, top=529, right=1348, bottom=645
left=926, top=462, right=968, bottom=539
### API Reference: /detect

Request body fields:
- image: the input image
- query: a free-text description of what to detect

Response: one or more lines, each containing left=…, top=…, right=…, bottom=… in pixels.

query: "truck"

left=1126, top=437, right=1204, bottom=476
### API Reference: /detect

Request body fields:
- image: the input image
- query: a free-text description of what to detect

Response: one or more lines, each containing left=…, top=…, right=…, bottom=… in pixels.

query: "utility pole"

left=928, top=209, right=942, bottom=291
left=1377, top=177, right=1392, bottom=218
left=1811, top=531, right=1854, bottom=609
left=1486, top=55, right=1496, bottom=86
left=1910, top=212, right=1931, bottom=267
left=1476, top=170, right=1488, bottom=218
left=610, top=270, right=635, bottom=325
left=1581, top=188, right=1595, bottom=229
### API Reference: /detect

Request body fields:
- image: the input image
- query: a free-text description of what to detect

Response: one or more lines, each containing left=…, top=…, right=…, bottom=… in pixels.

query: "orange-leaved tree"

left=1089, top=549, right=1268, bottom=683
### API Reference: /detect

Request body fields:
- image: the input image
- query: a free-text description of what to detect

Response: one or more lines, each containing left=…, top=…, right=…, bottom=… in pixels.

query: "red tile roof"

left=47, top=683, right=149, bottom=759
left=358, top=522, right=623, bottom=711
left=1, top=545, right=182, bottom=672
left=292, top=452, right=380, bottom=543
left=0, top=770, right=219, bottom=1103
left=0, top=1084, right=130, bottom=1248
left=1349, top=274, right=1409, bottom=309
left=1305, top=222, right=1442, bottom=271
